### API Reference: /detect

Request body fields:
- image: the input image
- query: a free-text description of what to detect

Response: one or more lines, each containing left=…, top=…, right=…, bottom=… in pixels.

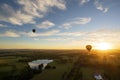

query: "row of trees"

left=2, top=63, right=56, bottom=80
left=2, top=66, right=34, bottom=80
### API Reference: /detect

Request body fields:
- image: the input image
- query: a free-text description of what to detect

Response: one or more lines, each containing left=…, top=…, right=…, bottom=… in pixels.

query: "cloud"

left=0, top=29, right=60, bottom=37
left=17, top=0, right=66, bottom=17
left=0, top=4, right=35, bottom=25
left=9, top=11, right=35, bottom=25
left=20, top=29, right=60, bottom=37
left=64, top=29, right=120, bottom=48
left=94, top=0, right=109, bottom=13
left=23, top=30, right=84, bottom=37
left=80, top=0, right=90, bottom=5
left=0, top=30, right=20, bottom=37
left=57, top=32, right=85, bottom=36
left=0, top=24, right=7, bottom=27
left=34, top=37, right=73, bottom=41
left=27, top=30, right=85, bottom=37
left=79, top=0, right=109, bottom=13
left=37, top=20, right=55, bottom=29
left=33, top=38, right=39, bottom=41
left=82, top=29, right=120, bottom=44
left=0, top=0, right=66, bottom=25
left=61, top=17, right=91, bottom=29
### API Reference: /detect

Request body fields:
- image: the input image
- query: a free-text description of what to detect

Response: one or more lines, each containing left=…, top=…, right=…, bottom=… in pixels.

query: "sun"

left=96, top=42, right=111, bottom=50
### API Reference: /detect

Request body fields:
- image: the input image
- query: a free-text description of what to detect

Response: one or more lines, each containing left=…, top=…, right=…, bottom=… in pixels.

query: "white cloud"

left=73, top=18, right=91, bottom=24
left=33, top=37, right=73, bottom=41
left=79, top=0, right=109, bottom=13
left=0, top=0, right=66, bottom=25
left=0, top=4, right=35, bottom=25
left=80, top=0, right=90, bottom=5
left=61, top=17, right=91, bottom=29
left=9, top=11, right=35, bottom=25
left=17, top=0, right=66, bottom=17
left=20, top=29, right=60, bottom=37
left=0, top=24, right=7, bottom=27
left=94, top=0, right=109, bottom=13
left=64, top=29, right=120, bottom=48
left=37, top=20, right=55, bottom=29
left=82, top=29, right=120, bottom=44
left=41, top=37, right=73, bottom=41
left=33, top=38, right=39, bottom=41
left=0, top=30, right=20, bottom=37
left=21, top=30, right=85, bottom=37
left=57, top=32, right=85, bottom=36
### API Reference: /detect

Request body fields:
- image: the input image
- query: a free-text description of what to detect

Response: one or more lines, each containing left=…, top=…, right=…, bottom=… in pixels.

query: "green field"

left=0, top=56, right=29, bottom=80
left=0, top=49, right=120, bottom=80
left=31, top=61, right=74, bottom=80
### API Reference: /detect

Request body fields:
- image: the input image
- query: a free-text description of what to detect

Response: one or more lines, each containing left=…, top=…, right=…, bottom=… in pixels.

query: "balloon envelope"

left=86, top=45, right=92, bottom=52
left=32, top=29, right=36, bottom=33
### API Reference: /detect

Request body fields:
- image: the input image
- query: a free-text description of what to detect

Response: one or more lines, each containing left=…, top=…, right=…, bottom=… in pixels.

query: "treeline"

left=2, top=65, right=34, bottom=80
left=2, top=63, right=56, bottom=80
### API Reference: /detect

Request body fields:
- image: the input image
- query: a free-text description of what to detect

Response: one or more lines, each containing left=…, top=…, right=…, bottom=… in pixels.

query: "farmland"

left=0, top=49, right=120, bottom=80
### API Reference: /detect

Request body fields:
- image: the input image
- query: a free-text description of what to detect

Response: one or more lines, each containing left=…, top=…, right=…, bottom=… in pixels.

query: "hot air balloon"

left=32, top=29, right=36, bottom=33
left=86, top=45, right=92, bottom=52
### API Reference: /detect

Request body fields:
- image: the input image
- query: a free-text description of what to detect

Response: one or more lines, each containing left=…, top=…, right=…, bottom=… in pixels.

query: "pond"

left=28, top=59, right=53, bottom=70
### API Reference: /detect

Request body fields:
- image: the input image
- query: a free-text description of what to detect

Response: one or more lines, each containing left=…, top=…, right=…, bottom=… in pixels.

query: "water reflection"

left=28, top=59, right=53, bottom=70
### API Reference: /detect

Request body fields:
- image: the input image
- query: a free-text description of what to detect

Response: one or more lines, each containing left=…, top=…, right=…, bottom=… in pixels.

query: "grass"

left=81, top=67, right=95, bottom=80
left=31, top=60, right=74, bottom=80
left=0, top=66, right=12, bottom=79
left=0, top=56, right=29, bottom=79
left=0, top=51, right=77, bottom=80
left=0, top=49, right=120, bottom=80
left=81, top=67, right=104, bottom=80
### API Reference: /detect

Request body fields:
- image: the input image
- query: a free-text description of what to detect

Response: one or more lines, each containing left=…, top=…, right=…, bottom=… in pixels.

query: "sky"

left=0, top=0, right=120, bottom=49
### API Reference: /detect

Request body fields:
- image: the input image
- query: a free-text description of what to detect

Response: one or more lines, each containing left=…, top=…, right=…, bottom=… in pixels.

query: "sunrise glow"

left=96, top=42, right=112, bottom=50
left=0, top=0, right=120, bottom=50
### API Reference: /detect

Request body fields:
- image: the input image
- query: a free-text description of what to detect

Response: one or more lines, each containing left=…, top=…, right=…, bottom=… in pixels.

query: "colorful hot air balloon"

left=32, top=29, right=36, bottom=33
left=86, top=45, right=92, bottom=52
